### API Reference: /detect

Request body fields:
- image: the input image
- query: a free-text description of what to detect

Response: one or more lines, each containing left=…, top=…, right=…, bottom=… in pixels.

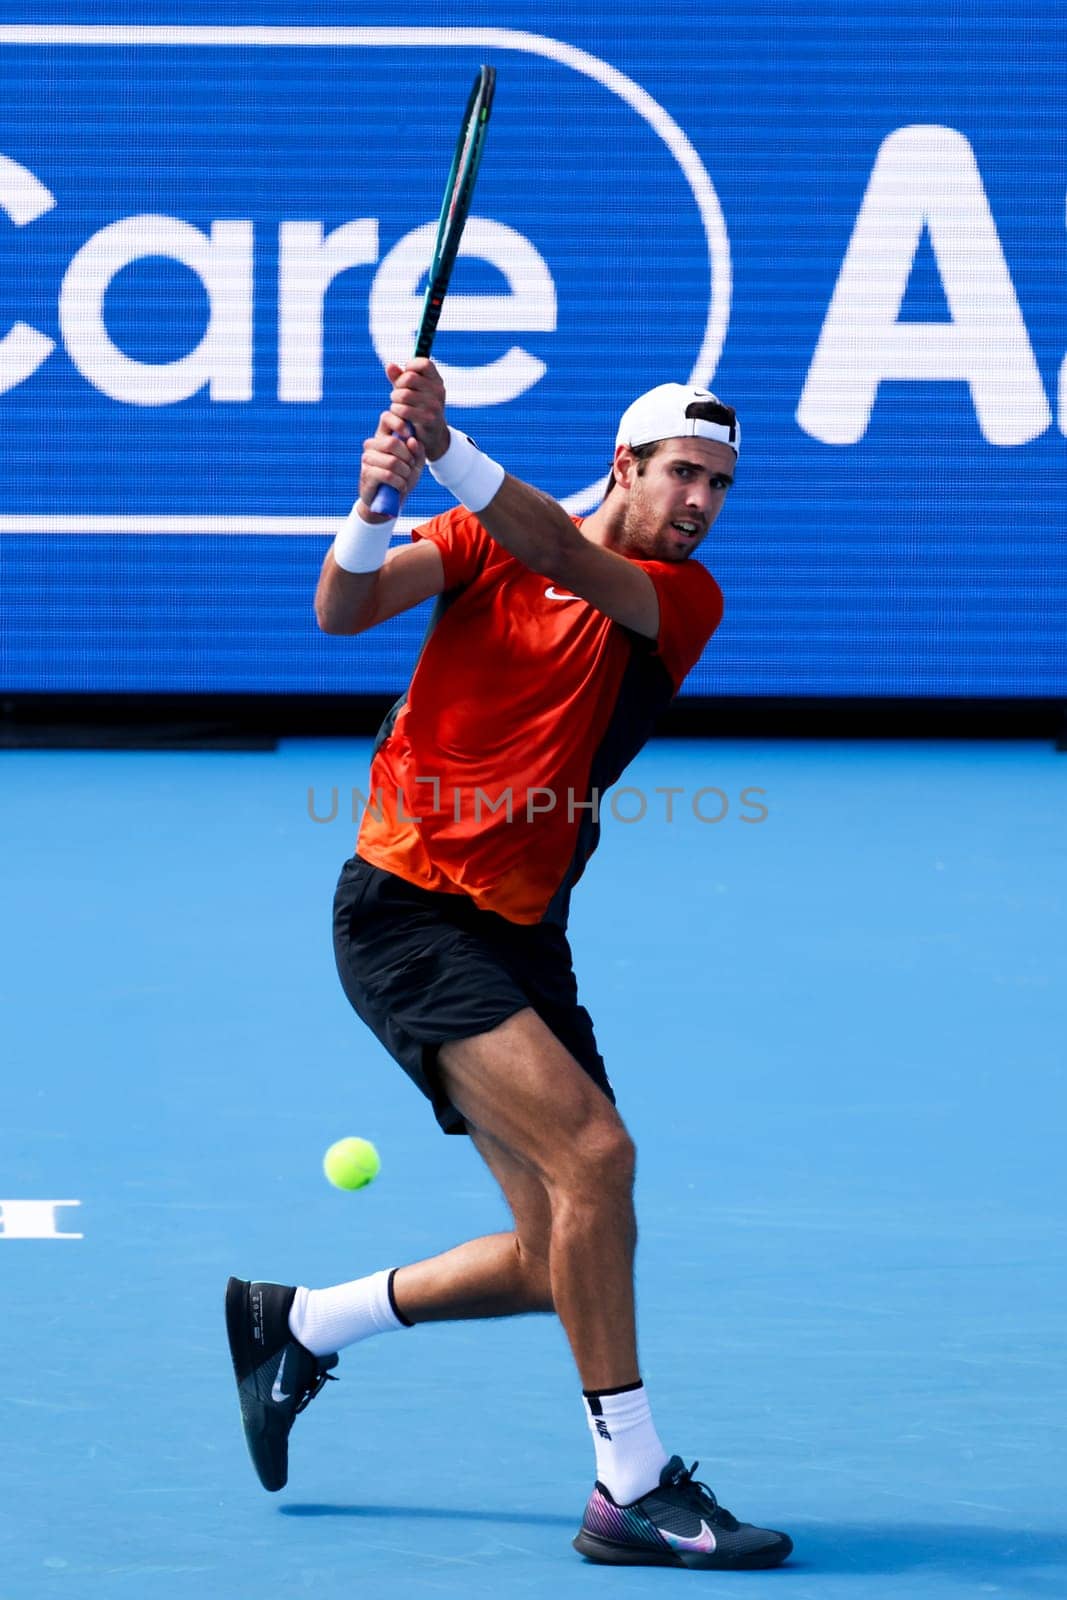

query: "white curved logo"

left=270, top=1349, right=292, bottom=1403
left=0, top=26, right=730, bottom=532
left=658, top=1518, right=718, bottom=1555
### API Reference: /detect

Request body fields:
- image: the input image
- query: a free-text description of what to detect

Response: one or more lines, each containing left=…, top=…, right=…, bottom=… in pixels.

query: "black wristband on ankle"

left=582, top=1379, right=645, bottom=1403
left=387, top=1267, right=415, bottom=1328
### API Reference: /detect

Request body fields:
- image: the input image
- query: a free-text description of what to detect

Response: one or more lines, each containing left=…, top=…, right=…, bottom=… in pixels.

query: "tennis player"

left=226, top=360, right=792, bottom=1571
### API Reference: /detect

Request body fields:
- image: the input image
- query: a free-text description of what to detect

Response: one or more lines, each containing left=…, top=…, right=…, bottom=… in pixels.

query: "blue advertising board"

left=0, top=9, right=1063, bottom=696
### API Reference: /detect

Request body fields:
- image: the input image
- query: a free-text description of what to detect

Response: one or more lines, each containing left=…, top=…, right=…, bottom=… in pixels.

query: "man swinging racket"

left=226, top=358, right=793, bottom=1571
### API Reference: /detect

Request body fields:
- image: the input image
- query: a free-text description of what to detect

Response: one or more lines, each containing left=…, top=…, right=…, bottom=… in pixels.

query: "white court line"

left=0, top=516, right=414, bottom=535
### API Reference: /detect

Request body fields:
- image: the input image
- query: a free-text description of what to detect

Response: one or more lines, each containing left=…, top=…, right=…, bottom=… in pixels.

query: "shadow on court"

left=282, top=1504, right=576, bottom=1527
left=281, top=1508, right=1067, bottom=1581
left=774, top=1524, right=1067, bottom=1580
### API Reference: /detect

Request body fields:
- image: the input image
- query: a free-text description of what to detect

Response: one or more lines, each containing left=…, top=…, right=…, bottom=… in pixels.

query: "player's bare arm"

left=389, top=360, right=661, bottom=639
left=315, top=540, right=445, bottom=636
left=314, top=372, right=445, bottom=635
left=479, top=477, right=661, bottom=638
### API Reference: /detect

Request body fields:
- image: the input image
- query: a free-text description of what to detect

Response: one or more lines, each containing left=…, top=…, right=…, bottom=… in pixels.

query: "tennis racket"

left=370, top=64, right=496, bottom=516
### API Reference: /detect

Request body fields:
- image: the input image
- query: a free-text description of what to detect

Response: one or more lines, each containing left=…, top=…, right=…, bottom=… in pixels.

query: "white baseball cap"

left=615, top=383, right=740, bottom=457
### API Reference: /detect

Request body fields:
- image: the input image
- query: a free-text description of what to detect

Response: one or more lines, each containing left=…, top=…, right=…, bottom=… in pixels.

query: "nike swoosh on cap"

left=657, top=1519, right=718, bottom=1555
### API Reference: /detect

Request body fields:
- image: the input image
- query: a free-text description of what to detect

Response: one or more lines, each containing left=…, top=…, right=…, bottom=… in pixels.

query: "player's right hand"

left=387, top=358, right=449, bottom=461
left=358, top=410, right=426, bottom=522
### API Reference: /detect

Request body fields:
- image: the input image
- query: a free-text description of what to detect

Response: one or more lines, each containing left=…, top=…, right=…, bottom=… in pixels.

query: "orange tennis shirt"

left=356, top=506, right=724, bottom=926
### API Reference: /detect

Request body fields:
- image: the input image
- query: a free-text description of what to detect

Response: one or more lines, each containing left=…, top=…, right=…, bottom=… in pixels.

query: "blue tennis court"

left=3, top=736, right=1064, bottom=1599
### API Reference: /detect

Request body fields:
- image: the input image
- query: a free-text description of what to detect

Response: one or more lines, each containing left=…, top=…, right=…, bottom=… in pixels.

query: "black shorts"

left=332, top=854, right=614, bottom=1135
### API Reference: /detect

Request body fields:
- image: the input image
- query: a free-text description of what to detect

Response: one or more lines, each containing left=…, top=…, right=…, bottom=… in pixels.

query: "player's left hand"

left=387, top=359, right=450, bottom=461
left=358, top=408, right=426, bottom=519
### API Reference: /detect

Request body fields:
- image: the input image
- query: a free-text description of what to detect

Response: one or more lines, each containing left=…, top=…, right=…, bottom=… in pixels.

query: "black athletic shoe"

left=573, top=1456, right=793, bottom=1569
left=224, top=1276, right=338, bottom=1492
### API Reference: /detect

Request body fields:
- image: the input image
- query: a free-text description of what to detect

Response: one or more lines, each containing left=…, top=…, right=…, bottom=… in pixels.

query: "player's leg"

left=282, top=1135, right=552, bottom=1362
left=436, top=1007, right=640, bottom=1392
left=389, top=1127, right=554, bottom=1320
left=223, top=1130, right=552, bottom=1496
left=225, top=1043, right=792, bottom=1567
left=290, top=1128, right=553, bottom=1344
left=275, top=1013, right=631, bottom=1360
left=226, top=856, right=792, bottom=1561
left=431, top=1014, right=793, bottom=1570
left=318, top=855, right=632, bottom=1361
left=224, top=1003, right=638, bottom=1495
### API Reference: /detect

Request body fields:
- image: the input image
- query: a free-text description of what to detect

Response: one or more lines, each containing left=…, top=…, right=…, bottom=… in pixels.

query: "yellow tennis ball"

left=323, top=1137, right=381, bottom=1191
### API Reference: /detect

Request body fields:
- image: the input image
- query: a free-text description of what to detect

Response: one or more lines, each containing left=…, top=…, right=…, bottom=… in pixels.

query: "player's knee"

left=603, top=1124, right=637, bottom=1192
left=574, top=1115, right=636, bottom=1200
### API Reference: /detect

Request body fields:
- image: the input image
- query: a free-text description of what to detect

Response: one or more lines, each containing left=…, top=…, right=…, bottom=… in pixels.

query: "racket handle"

left=369, top=418, right=416, bottom=518
left=369, top=481, right=401, bottom=517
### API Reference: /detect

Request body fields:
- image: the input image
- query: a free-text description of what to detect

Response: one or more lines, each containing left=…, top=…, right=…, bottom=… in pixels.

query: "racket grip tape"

left=369, top=481, right=401, bottom=517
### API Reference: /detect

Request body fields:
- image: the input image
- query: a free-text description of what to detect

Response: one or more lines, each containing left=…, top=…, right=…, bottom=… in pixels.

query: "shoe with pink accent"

left=573, top=1456, right=793, bottom=1569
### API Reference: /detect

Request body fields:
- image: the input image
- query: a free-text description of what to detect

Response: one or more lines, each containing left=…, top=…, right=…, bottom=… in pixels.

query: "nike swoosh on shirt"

left=657, top=1519, right=718, bottom=1555
left=544, top=586, right=580, bottom=601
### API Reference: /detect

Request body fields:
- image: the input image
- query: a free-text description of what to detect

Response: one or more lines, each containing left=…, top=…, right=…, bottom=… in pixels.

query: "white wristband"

left=330, top=504, right=395, bottom=573
left=428, top=427, right=506, bottom=514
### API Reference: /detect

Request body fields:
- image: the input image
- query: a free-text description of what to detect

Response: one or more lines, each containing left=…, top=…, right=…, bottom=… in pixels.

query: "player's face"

left=618, top=438, right=736, bottom=562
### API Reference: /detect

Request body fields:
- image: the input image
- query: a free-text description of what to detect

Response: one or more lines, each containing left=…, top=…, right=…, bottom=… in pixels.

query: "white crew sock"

left=288, top=1268, right=411, bottom=1357
left=582, top=1382, right=670, bottom=1505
